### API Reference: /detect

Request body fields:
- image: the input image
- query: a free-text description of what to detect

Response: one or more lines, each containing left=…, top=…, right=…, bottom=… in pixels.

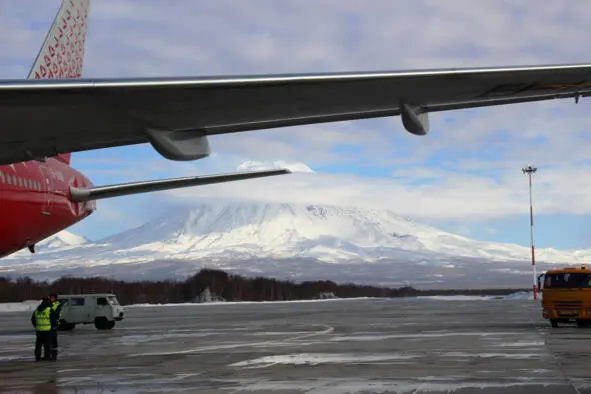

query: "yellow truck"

left=540, top=265, right=591, bottom=328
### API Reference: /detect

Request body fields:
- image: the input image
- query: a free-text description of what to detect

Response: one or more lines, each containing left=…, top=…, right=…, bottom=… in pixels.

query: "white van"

left=57, top=293, right=124, bottom=330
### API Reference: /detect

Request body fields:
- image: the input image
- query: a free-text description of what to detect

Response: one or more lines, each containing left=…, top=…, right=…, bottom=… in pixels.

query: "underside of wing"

left=1, top=63, right=591, bottom=165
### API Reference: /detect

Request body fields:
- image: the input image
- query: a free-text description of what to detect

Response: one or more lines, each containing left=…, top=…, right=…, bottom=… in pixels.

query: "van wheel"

left=95, top=317, right=115, bottom=330
left=550, top=319, right=558, bottom=328
left=58, top=321, right=76, bottom=331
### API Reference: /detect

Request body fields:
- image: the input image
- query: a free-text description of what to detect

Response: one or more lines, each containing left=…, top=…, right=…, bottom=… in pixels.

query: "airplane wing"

left=1, top=64, right=591, bottom=165
left=69, top=169, right=290, bottom=202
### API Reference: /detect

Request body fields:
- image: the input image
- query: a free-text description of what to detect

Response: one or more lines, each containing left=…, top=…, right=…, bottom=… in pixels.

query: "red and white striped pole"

left=522, top=165, right=538, bottom=300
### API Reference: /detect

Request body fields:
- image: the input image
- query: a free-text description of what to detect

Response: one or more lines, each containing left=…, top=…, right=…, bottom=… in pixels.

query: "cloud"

left=154, top=157, right=591, bottom=223
left=73, top=0, right=591, bottom=78
left=237, top=160, right=315, bottom=173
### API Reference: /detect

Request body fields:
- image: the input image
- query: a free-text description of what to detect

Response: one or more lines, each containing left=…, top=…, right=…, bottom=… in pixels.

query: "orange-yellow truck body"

left=540, top=265, right=591, bottom=327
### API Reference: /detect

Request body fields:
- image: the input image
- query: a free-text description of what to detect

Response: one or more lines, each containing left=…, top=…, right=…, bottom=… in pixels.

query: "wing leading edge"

left=1, top=63, right=591, bottom=165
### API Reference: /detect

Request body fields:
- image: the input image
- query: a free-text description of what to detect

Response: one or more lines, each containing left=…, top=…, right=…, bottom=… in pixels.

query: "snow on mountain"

left=37, top=230, right=89, bottom=249
left=1, top=202, right=589, bottom=287
left=7, top=230, right=89, bottom=260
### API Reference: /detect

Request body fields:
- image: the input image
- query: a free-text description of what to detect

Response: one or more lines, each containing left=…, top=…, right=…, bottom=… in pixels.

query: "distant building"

left=316, top=292, right=338, bottom=299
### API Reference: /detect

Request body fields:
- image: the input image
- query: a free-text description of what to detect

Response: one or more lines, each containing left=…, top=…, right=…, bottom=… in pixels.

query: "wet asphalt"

left=1, top=297, right=591, bottom=393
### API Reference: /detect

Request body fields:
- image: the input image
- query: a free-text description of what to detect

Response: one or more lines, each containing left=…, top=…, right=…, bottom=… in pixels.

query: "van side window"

left=70, top=298, right=85, bottom=306
left=97, top=297, right=108, bottom=306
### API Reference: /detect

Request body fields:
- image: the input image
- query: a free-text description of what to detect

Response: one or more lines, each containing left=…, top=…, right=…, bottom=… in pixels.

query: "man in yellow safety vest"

left=31, top=297, right=56, bottom=361
left=49, top=293, right=62, bottom=360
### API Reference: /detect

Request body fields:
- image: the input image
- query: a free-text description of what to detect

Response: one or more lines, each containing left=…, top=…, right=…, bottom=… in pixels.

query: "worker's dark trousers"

left=50, top=330, right=58, bottom=360
left=35, top=331, right=51, bottom=361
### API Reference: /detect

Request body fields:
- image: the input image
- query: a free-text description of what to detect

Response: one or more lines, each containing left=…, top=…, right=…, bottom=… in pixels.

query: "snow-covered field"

left=126, top=297, right=375, bottom=308
left=0, top=293, right=534, bottom=314
left=0, top=300, right=40, bottom=313
left=124, top=292, right=536, bottom=308
left=417, top=291, right=536, bottom=301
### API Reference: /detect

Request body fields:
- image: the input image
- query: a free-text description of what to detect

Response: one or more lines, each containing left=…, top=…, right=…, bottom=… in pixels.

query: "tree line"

left=0, top=269, right=528, bottom=305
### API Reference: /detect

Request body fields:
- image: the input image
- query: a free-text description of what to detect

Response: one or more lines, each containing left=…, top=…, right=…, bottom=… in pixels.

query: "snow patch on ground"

left=416, top=291, right=536, bottom=301
left=494, top=341, right=545, bottom=347
left=441, top=352, right=544, bottom=359
left=229, top=353, right=418, bottom=368
left=329, top=331, right=518, bottom=342
left=233, top=379, right=559, bottom=393
left=416, top=295, right=499, bottom=301
left=126, top=297, right=372, bottom=308
left=0, top=300, right=39, bottom=313
left=0, top=292, right=533, bottom=313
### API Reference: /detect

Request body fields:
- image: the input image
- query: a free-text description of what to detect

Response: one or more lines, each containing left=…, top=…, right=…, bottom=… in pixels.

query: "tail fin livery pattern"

left=28, top=0, right=90, bottom=80
left=28, top=0, right=90, bottom=165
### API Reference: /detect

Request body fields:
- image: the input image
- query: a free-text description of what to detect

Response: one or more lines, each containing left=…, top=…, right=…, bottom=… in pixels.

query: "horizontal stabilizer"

left=69, top=169, right=291, bottom=202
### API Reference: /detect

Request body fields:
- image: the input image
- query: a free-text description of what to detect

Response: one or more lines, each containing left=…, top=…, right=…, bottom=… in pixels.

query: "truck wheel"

left=550, top=319, right=558, bottom=328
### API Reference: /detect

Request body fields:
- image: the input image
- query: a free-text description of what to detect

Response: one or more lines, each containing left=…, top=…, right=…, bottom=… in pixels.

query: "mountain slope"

left=38, top=230, right=89, bottom=249
left=0, top=202, right=588, bottom=287
left=91, top=202, right=590, bottom=263
left=8, top=230, right=89, bottom=258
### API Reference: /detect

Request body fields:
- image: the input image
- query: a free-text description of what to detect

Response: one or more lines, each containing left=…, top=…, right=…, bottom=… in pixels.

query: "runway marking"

left=128, top=324, right=334, bottom=357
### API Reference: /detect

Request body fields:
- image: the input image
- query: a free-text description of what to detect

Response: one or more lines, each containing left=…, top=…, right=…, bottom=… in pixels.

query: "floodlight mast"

left=522, top=165, right=538, bottom=300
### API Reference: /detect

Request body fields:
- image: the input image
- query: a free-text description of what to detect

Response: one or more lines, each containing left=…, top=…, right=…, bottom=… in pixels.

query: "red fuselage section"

left=0, top=157, right=95, bottom=258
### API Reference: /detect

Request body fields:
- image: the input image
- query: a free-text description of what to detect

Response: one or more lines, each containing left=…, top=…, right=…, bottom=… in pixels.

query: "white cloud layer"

left=163, top=159, right=584, bottom=221
left=237, top=160, right=315, bottom=173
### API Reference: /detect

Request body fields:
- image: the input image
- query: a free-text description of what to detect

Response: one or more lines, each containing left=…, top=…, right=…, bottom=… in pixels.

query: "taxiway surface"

left=1, top=297, right=590, bottom=393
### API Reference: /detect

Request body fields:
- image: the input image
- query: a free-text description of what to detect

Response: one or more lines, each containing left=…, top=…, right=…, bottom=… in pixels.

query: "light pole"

left=522, top=165, right=538, bottom=300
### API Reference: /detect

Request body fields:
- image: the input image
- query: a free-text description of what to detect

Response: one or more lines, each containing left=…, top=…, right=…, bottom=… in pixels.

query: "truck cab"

left=539, top=265, right=591, bottom=328
left=57, top=293, right=124, bottom=330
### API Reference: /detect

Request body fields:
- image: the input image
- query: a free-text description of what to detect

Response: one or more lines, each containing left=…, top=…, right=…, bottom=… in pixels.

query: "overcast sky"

left=2, top=0, right=591, bottom=250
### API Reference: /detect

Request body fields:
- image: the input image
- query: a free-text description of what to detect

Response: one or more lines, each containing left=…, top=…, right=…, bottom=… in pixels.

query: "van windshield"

left=544, top=273, right=591, bottom=289
left=108, top=296, right=119, bottom=305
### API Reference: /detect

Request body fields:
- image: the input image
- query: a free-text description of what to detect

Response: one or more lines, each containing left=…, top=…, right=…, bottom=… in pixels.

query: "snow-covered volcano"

left=36, top=230, right=89, bottom=250
left=1, top=202, right=589, bottom=287
left=96, top=203, right=477, bottom=261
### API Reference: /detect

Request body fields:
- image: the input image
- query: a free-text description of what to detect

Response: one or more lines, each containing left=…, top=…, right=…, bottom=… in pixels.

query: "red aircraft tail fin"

left=27, top=0, right=90, bottom=165
left=28, top=0, right=90, bottom=80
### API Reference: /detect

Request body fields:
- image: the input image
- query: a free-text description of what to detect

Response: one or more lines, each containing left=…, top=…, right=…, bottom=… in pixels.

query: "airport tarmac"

left=1, top=297, right=591, bottom=393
